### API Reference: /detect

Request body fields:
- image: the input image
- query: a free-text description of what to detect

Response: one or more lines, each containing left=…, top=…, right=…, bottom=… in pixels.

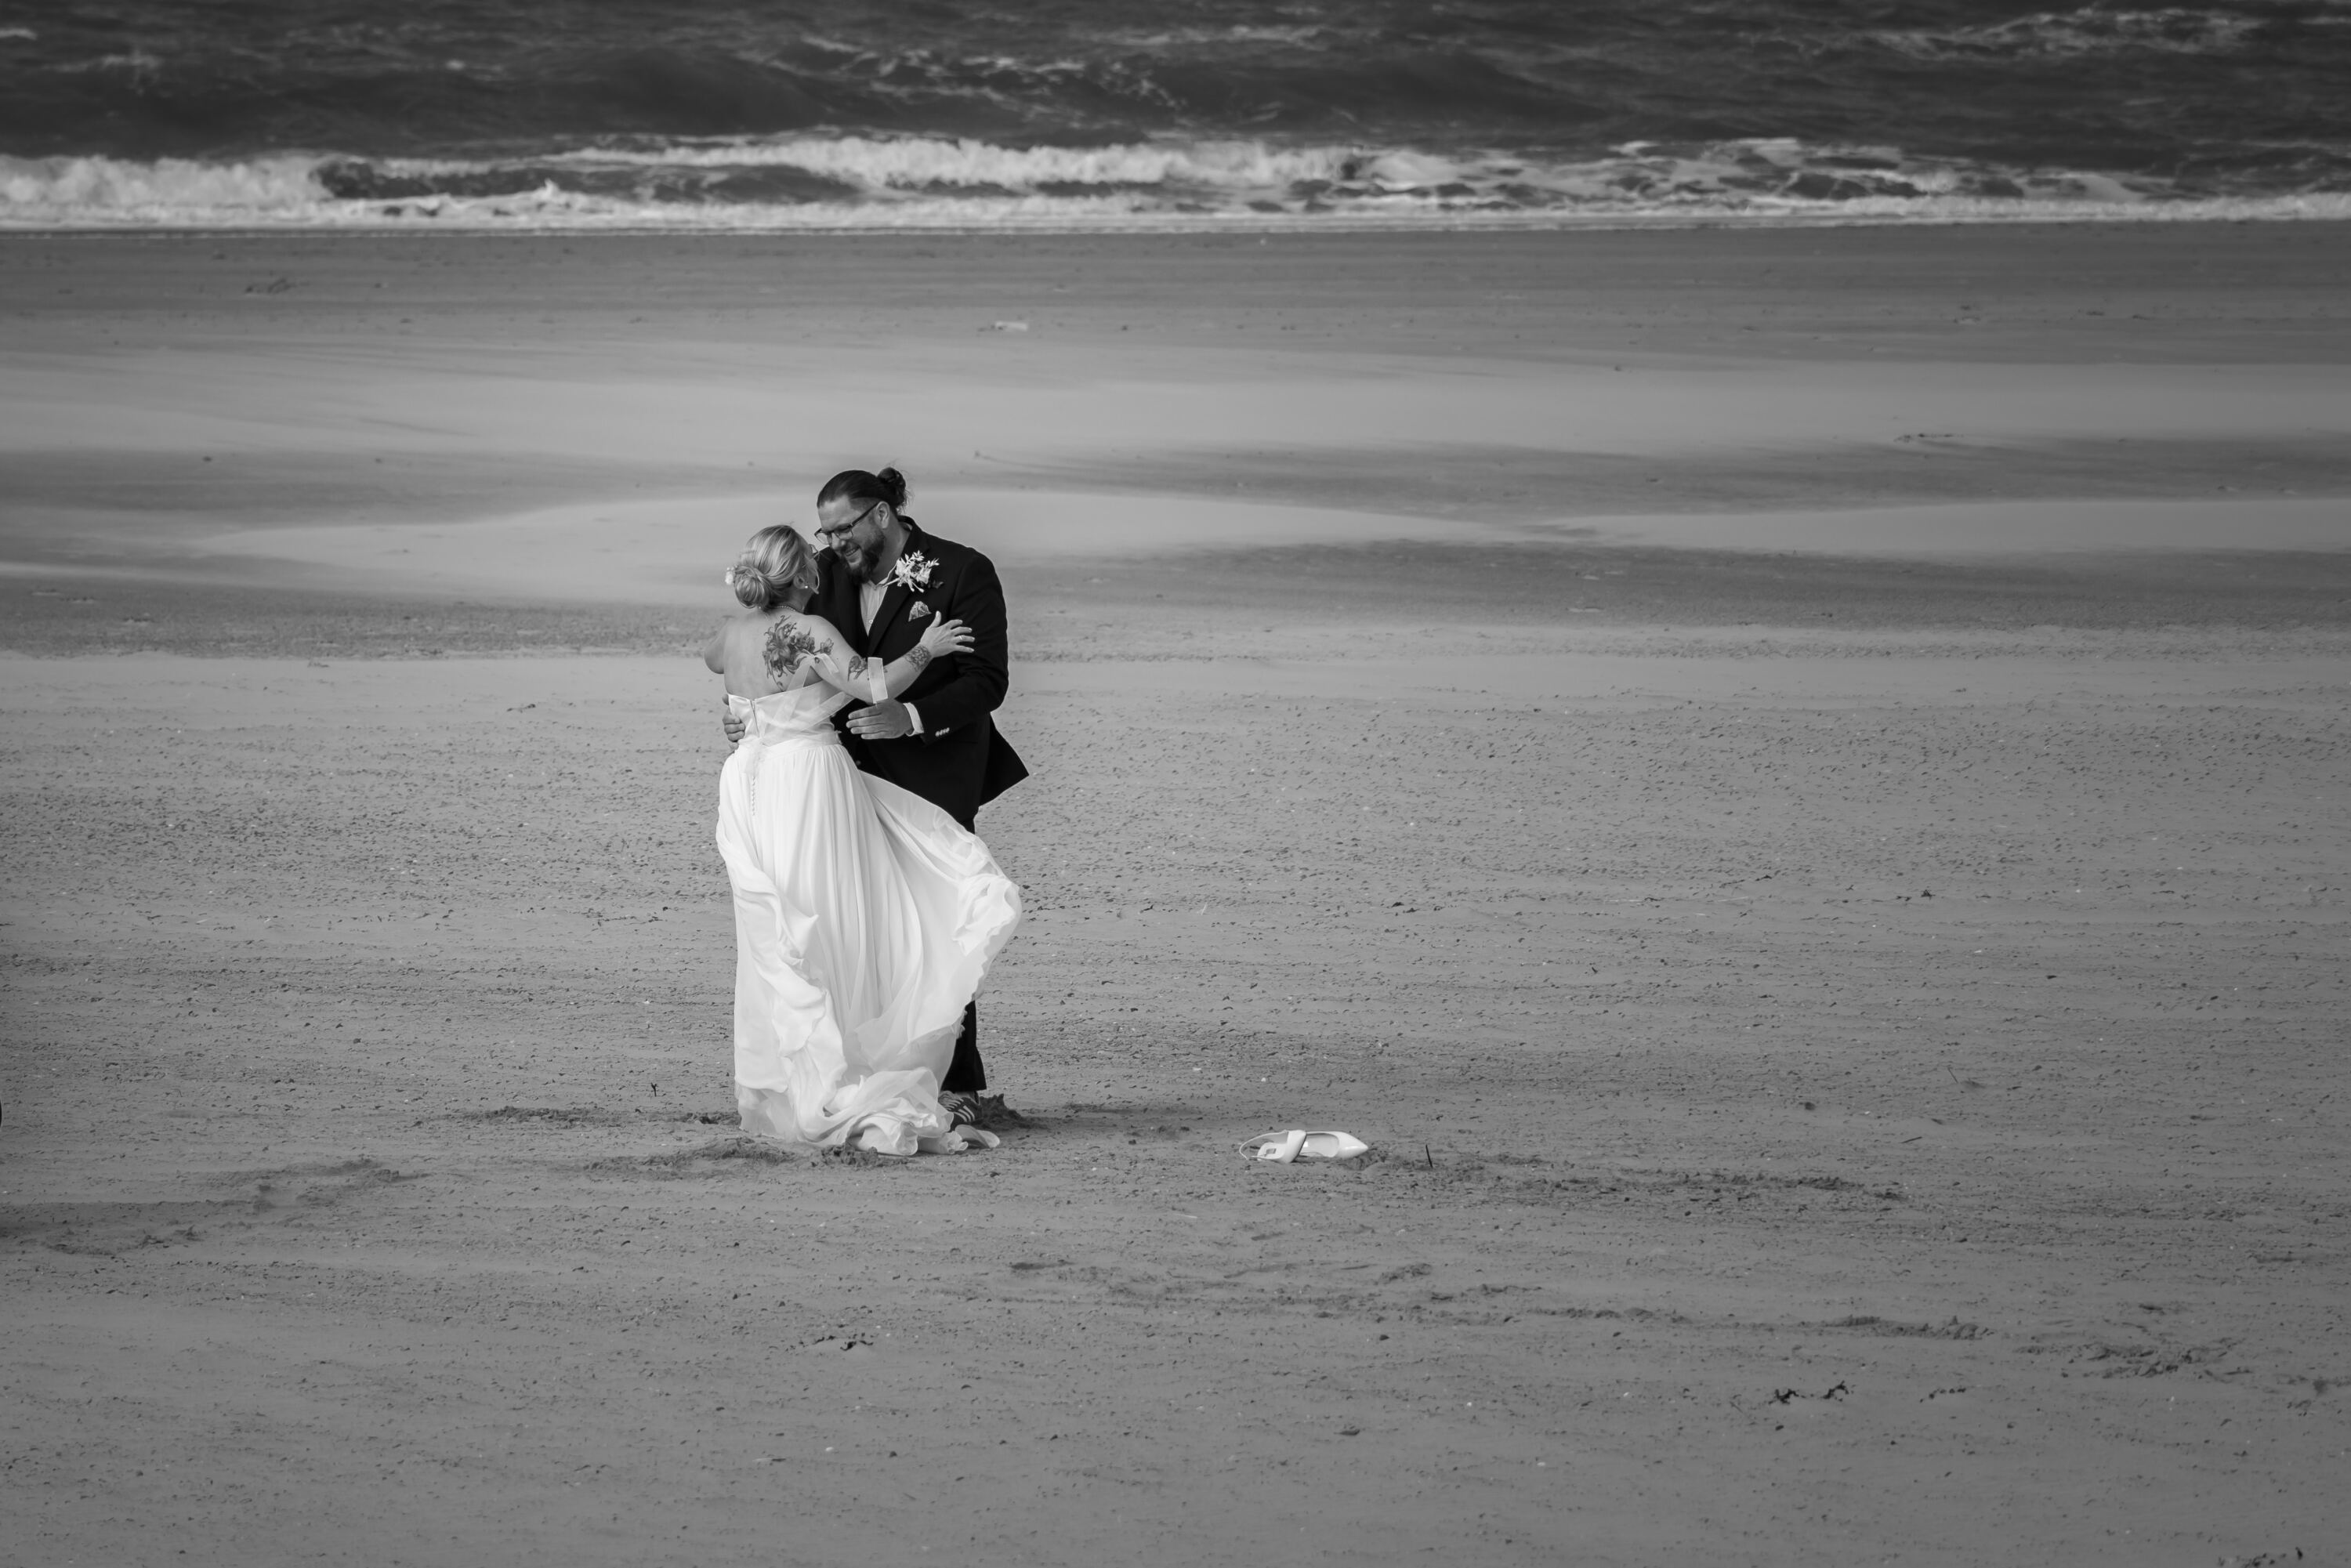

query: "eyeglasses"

left=814, top=499, right=883, bottom=541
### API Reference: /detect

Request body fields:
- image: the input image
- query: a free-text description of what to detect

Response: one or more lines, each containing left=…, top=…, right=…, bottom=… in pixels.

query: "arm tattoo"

left=906, top=646, right=933, bottom=671
left=846, top=655, right=870, bottom=683
left=763, top=620, right=822, bottom=681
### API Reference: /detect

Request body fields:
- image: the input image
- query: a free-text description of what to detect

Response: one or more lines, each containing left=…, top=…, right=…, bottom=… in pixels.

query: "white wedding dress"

left=717, top=682, right=1021, bottom=1155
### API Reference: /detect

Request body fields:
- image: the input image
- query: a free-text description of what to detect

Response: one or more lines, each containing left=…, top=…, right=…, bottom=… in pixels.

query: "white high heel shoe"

left=1240, top=1129, right=1370, bottom=1163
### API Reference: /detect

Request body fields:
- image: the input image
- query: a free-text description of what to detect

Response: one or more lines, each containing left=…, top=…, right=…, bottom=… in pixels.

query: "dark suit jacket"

left=816, top=520, right=1027, bottom=828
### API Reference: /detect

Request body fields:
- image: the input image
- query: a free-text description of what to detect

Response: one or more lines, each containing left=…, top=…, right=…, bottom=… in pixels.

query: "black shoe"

left=940, top=1092, right=981, bottom=1128
left=972, top=1093, right=1032, bottom=1129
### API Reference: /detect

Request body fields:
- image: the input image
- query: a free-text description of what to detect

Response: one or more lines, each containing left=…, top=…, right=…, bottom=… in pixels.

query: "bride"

left=703, top=524, right=1022, bottom=1156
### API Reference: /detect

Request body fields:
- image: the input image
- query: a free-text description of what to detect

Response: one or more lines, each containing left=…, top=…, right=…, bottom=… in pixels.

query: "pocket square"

left=907, top=600, right=935, bottom=621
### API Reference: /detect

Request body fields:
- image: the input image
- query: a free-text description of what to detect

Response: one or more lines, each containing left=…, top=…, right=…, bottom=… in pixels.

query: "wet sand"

left=3, top=226, right=2349, bottom=1566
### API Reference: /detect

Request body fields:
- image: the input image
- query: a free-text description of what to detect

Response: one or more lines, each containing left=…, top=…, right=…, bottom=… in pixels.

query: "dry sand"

left=3, top=227, right=2348, bottom=1566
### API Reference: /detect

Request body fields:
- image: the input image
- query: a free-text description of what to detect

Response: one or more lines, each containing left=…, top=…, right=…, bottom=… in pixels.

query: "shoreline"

left=10, top=223, right=2351, bottom=362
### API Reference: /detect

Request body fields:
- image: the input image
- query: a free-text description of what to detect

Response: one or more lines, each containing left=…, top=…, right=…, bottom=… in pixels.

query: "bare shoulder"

left=795, top=611, right=850, bottom=649
left=705, top=611, right=761, bottom=675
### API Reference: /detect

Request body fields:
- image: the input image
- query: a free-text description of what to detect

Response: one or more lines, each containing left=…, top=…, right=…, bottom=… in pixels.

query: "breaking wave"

left=5, top=2, right=2348, bottom=230
left=6, top=134, right=2349, bottom=231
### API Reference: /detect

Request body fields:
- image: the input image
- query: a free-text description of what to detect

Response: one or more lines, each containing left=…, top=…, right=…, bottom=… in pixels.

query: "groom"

left=726, top=467, right=1025, bottom=1109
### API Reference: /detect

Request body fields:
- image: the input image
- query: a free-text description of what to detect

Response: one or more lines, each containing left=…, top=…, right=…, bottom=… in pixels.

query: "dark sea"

left=2, top=0, right=2346, bottom=229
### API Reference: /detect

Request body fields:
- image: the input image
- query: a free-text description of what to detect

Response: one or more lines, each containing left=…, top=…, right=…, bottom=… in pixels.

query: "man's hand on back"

left=721, top=704, right=745, bottom=744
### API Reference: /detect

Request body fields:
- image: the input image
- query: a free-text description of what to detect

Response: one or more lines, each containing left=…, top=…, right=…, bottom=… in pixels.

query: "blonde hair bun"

left=728, top=524, right=820, bottom=611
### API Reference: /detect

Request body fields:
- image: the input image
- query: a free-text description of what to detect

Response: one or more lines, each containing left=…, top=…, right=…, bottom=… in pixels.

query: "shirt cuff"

left=904, top=703, right=924, bottom=736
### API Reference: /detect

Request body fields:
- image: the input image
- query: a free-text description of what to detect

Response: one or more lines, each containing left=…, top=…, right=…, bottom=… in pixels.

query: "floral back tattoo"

left=763, top=618, right=827, bottom=684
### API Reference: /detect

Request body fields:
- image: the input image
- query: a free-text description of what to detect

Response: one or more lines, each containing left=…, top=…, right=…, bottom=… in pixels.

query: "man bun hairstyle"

left=726, top=524, right=819, bottom=611
left=817, top=465, right=909, bottom=512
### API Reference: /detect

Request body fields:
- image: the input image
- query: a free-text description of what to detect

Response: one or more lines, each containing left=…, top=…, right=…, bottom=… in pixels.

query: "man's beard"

left=839, top=541, right=882, bottom=582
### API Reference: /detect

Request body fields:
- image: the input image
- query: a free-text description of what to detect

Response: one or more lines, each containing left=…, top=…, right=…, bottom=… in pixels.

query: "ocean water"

left=2, top=1, right=2346, bottom=230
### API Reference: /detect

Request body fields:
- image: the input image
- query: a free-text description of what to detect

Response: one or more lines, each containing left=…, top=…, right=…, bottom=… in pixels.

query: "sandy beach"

left=4, top=226, right=2348, bottom=1565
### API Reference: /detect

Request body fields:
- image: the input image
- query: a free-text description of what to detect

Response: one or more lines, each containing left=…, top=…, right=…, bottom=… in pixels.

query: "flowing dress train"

left=716, top=686, right=1020, bottom=1155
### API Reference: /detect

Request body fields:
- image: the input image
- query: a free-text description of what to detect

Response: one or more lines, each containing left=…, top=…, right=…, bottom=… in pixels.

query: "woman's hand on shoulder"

left=917, top=617, right=974, bottom=660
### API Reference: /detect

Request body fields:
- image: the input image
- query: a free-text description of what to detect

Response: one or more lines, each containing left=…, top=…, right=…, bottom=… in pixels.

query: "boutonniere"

left=907, top=599, right=936, bottom=622
left=886, top=550, right=937, bottom=593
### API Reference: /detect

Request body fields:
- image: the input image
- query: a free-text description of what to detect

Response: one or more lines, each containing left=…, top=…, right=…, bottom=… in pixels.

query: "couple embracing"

left=703, top=467, right=1027, bottom=1156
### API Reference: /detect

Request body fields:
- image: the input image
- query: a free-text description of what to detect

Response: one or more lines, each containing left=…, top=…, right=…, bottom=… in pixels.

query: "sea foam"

left=5, top=136, right=2349, bottom=233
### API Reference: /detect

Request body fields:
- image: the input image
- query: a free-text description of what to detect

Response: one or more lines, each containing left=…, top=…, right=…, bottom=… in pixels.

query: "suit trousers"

left=944, top=803, right=985, bottom=1094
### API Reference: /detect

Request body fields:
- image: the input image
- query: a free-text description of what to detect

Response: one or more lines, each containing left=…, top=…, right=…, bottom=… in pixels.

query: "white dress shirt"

left=860, top=578, right=923, bottom=735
